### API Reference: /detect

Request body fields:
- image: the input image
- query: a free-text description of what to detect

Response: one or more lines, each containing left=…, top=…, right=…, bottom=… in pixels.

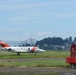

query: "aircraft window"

left=28, top=48, right=30, bottom=50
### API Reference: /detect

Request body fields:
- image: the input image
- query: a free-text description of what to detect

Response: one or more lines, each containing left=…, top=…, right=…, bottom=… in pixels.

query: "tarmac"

left=0, top=67, right=76, bottom=75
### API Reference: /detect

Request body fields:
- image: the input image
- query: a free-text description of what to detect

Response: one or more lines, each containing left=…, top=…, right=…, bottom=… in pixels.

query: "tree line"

left=21, top=36, right=76, bottom=50
left=35, top=36, right=76, bottom=50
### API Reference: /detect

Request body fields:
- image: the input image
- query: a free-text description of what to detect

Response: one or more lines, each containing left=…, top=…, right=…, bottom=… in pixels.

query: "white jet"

left=0, top=40, right=45, bottom=55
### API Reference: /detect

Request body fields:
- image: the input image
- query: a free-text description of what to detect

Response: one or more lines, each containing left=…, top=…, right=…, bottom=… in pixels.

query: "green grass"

left=0, top=59, right=69, bottom=67
left=0, top=51, right=70, bottom=68
left=0, top=51, right=69, bottom=75
left=0, top=51, right=70, bottom=59
left=0, top=73, right=60, bottom=75
left=0, top=51, right=70, bottom=75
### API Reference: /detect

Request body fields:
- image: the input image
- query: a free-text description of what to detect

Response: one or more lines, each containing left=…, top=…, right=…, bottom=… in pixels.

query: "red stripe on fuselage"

left=31, top=47, right=36, bottom=52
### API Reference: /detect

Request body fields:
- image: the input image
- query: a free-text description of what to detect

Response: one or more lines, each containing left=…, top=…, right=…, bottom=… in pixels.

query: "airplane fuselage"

left=0, top=40, right=45, bottom=55
left=2, top=46, right=45, bottom=53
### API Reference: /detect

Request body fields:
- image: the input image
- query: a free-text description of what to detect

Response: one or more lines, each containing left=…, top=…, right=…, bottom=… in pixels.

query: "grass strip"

left=0, top=73, right=60, bottom=75
left=0, top=59, right=69, bottom=67
left=0, top=51, right=70, bottom=59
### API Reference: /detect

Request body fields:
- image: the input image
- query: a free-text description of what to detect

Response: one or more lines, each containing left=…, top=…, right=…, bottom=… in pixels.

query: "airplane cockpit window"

left=28, top=48, right=30, bottom=50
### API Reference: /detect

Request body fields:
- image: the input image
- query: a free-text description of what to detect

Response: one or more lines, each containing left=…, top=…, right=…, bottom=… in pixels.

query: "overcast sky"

left=0, top=0, right=76, bottom=41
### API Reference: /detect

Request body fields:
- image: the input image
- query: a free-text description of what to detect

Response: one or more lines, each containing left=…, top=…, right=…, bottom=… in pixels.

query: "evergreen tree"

left=68, top=36, right=72, bottom=44
left=73, top=37, right=76, bottom=44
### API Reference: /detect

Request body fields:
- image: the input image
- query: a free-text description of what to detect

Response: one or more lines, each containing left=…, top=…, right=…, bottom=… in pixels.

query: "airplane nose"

left=36, top=49, right=45, bottom=52
left=40, top=49, right=45, bottom=52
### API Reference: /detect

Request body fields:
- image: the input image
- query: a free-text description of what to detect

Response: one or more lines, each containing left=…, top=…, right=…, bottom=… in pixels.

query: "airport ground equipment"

left=66, top=44, right=76, bottom=69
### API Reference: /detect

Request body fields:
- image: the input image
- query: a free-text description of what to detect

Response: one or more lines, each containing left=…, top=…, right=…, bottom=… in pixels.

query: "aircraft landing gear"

left=34, top=53, right=36, bottom=56
left=17, top=53, right=20, bottom=55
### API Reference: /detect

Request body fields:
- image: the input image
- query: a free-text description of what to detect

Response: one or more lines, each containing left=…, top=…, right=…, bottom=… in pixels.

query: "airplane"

left=0, top=40, right=45, bottom=55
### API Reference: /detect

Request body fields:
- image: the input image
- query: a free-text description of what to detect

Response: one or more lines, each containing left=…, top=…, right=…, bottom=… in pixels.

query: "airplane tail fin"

left=0, top=40, right=10, bottom=48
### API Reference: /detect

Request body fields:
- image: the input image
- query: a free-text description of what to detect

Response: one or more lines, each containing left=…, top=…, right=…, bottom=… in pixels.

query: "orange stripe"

left=0, top=41, right=10, bottom=47
left=31, top=47, right=36, bottom=52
